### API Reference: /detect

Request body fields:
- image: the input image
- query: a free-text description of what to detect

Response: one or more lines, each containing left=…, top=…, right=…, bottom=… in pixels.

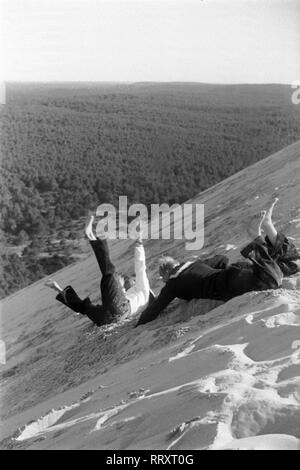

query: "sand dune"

left=6, top=287, right=300, bottom=450
left=1, top=140, right=300, bottom=450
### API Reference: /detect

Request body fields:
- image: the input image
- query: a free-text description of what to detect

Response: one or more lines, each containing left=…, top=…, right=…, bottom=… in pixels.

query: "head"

left=158, top=256, right=180, bottom=283
left=116, top=273, right=136, bottom=292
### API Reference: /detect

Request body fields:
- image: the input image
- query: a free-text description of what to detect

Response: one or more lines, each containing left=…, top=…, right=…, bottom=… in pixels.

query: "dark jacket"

left=56, top=285, right=130, bottom=326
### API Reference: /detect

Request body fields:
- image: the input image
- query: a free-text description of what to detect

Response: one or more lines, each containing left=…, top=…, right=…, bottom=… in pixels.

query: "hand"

left=135, top=228, right=144, bottom=245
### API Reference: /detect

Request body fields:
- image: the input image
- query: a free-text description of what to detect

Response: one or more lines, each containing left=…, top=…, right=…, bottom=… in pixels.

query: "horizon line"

left=3, top=80, right=294, bottom=86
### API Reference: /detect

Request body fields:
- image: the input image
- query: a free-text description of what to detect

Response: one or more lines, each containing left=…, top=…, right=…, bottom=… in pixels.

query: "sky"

left=0, top=0, right=300, bottom=83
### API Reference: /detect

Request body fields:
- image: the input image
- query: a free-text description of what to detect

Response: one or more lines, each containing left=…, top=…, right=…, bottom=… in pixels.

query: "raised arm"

left=135, top=284, right=175, bottom=326
left=133, top=241, right=149, bottom=291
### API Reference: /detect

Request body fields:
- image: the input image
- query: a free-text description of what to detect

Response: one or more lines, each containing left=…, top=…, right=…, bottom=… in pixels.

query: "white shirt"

left=125, top=244, right=150, bottom=316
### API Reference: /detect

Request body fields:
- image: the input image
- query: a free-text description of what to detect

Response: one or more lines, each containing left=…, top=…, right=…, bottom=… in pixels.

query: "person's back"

left=168, top=260, right=225, bottom=300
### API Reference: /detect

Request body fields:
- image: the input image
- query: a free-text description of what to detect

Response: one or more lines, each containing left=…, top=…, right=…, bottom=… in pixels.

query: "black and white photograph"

left=1, top=0, right=300, bottom=452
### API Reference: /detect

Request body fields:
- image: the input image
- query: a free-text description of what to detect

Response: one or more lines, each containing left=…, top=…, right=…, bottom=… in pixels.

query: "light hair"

left=115, top=273, right=135, bottom=291
left=158, top=256, right=179, bottom=279
left=115, top=273, right=125, bottom=290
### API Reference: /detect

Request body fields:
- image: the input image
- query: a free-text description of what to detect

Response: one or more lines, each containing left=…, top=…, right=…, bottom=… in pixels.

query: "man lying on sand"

left=45, top=216, right=154, bottom=326
left=136, top=198, right=300, bottom=326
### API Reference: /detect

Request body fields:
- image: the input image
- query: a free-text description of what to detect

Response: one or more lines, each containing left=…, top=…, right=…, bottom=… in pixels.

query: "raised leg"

left=251, top=210, right=267, bottom=238
left=85, top=214, right=129, bottom=315
left=241, top=236, right=283, bottom=289
left=44, top=278, right=63, bottom=293
left=261, top=197, right=279, bottom=246
left=85, top=214, right=97, bottom=240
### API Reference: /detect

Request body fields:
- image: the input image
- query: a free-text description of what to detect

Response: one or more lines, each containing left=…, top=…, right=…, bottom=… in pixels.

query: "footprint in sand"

left=263, top=312, right=300, bottom=328
left=292, top=340, right=300, bottom=350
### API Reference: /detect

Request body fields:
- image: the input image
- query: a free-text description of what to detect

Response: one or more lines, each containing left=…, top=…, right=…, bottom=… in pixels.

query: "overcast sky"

left=1, top=0, right=299, bottom=83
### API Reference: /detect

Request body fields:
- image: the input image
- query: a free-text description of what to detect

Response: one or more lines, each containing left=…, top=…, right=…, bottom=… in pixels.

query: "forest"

left=1, top=82, right=300, bottom=297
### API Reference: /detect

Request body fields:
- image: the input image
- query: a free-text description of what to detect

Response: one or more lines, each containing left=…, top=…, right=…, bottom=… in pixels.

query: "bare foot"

left=248, top=210, right=266, bottom=238
left=85, top=214, right=96, bottom=240
left=251, top=210, right=267, bottom=236
left=45, top=279, right=62, bottom=293
left=262, top=197, right=279, bottom=230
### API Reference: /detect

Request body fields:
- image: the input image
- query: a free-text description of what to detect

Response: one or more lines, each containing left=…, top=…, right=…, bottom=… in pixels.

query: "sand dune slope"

left=1, top=140, right=300, bottom=450
left=4, top=288, right=300, bottom=450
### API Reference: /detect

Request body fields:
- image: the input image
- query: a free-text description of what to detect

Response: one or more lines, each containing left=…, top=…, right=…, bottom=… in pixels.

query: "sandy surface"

left=1, top=140, right=300, bottom=450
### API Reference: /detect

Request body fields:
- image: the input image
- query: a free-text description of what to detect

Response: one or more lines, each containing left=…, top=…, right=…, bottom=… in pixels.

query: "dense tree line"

left=1, top=83, right=300, bottom=297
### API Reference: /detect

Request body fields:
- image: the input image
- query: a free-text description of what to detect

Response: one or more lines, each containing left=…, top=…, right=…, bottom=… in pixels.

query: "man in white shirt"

left=45, top=215, right=154, bottom=326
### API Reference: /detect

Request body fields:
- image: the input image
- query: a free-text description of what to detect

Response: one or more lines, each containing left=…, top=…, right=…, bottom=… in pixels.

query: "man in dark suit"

left=136, top=198, right=300, bottom=326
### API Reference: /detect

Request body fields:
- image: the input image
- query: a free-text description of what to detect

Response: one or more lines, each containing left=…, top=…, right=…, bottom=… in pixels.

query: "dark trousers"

left=90, top=238, right=121, bottom=308
left=209, top=233, right=299, bottom=301
left=56, top=238, right=130, bottom=326
left=240, top=236, right=283, bottom=287
left=265, top=233, right=300, bottom=276
left=205, top=232, right=298, bottom=284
